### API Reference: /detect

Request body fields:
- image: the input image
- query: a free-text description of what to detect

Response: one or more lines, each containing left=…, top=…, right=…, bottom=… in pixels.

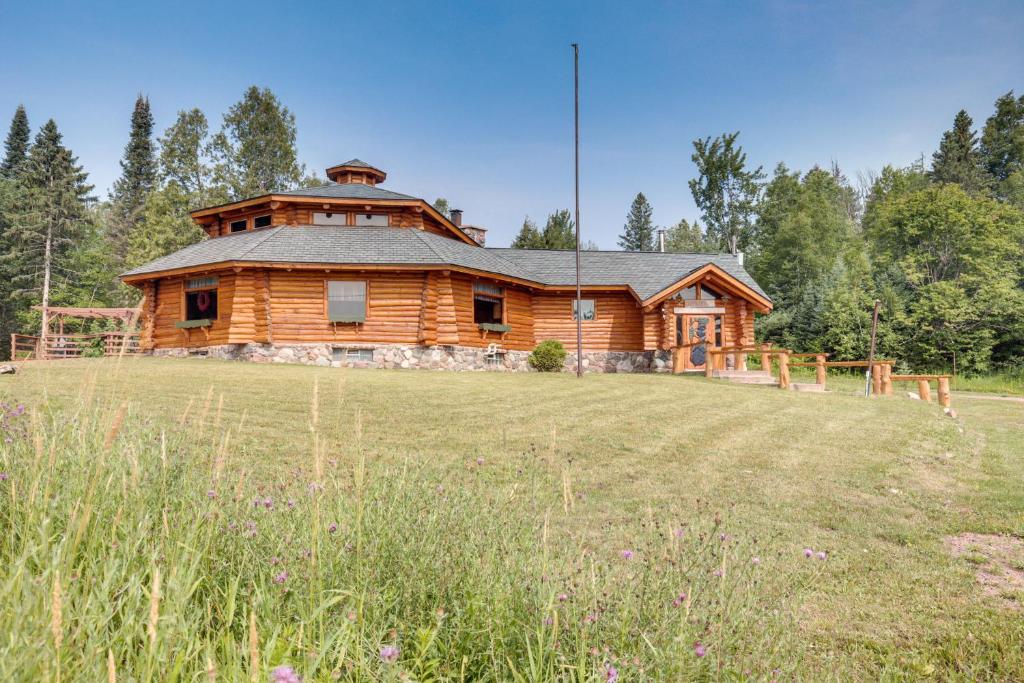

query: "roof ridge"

left=235, top=226, right=286, bottom=260
left=416, top=229, right=536, bottom=278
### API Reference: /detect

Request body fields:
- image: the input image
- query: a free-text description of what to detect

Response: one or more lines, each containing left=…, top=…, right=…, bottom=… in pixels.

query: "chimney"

left=657, top=229, right=666, bottom=253
left=736, top=250, right=745, bottom=266
left=450, top=209, right=463, bottom=227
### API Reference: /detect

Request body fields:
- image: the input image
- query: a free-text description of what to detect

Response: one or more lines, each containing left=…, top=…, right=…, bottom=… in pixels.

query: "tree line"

left=1, top=87, right=1022, bottom=372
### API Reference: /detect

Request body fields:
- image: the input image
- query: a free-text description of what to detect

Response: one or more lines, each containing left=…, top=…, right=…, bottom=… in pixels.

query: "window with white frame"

left=313, top=212, right=347, bottom=226
left=326, top=281, right=367, bottom=322
left=572, top=299, right=596, bottom=321
left=354, top=213, right=389, bottom=227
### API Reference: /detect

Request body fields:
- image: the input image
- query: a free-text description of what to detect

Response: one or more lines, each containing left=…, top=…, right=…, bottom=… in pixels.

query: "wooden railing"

left=10, top=332, right=140, bottom=360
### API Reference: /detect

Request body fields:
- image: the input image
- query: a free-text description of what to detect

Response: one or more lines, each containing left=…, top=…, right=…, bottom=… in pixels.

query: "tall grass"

left=0, top=380, right=815, bottom=681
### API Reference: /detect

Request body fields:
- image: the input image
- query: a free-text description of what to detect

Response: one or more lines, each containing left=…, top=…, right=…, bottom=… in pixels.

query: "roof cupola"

left=325, top=159, right=387, bottom=185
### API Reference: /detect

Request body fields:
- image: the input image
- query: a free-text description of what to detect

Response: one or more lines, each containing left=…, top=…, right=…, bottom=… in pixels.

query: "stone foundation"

left=151, top=343, right=673, bottom=373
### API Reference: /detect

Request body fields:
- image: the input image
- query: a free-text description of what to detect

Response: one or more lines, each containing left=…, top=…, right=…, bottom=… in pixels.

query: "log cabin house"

left=121, top=159, right=772, bottom=372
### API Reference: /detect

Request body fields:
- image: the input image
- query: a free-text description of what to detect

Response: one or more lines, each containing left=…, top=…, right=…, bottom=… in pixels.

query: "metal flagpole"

left=573, top=43, right=583, bottom=378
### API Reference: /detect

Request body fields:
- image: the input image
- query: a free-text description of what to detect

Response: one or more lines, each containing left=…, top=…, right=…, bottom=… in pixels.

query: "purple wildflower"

left=620, top=550, right=634, bottom=560
left=751, top=556, right=761, bottom=565
left=476, top=457, right=484, bottom=466
left=287, top=499, right=296, bottom=509
left=583, top=613, right=598, bottom=625
left=0, top=472, right=8, bottom=481
left=273, top=571, right=288, bottom=584
left=558, top=593, right=568, bottom=602
left=673, top=528, right=685, bottom=538
left=803, top=548, right=814, bottom=558
left=270, top=665, right=301, bottom=683
left=672, top=592, right=687, bottom=608
left=816, top=550, right=827, bottom=561
left=713, top=568, right=723, bottom=577
left=694, top=642, right=707, bottom=658
left=206, top=489, right=216, bottom=499
left=544, top=616, right=553, bottom=626
left=263, top=497, right=273, bottom=509
left=253, top=498, right=261, bottom=508
left=328, top=523, right=338, bottom=534
left=605, top=663, right=619, bottom=683
left=270, top=556, right=281, bottom=565
left=379, top=645, right=399, bottom=664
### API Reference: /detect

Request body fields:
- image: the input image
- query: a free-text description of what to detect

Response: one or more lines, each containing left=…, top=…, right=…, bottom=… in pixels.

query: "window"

left=253, top=214, right=272, bottom=229
left=332, top=348, right=374, bottom=363
left=473, top=282, right=504, bottom=325
left=572, top=299, right=596, bottom=321
left=700, top=284, right=722, bottom=301
left=184, top=276, right=219, bottom=321
left=354, top=213, right=389, bottom=227
left=229, top=219, right=248, bottom=233
left=313, top=212, right=347, bottom=226
left=327, top=281, right=367, bottom=322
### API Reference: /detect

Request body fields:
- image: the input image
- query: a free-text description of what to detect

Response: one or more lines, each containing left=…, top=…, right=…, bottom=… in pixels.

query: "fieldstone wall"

left=152, top=343, right=673, bottom=374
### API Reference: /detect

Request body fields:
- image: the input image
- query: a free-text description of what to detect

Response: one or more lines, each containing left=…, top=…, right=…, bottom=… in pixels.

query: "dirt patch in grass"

left=947, top=532, right=1024, bottom=609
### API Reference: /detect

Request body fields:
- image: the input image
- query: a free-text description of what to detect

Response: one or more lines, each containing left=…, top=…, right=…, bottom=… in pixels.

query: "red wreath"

left=196, top=291, right=212, bottom=312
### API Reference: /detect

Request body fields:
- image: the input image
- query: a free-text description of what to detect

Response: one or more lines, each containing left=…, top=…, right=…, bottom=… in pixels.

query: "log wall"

left=532, top=291, right=644, bottom=352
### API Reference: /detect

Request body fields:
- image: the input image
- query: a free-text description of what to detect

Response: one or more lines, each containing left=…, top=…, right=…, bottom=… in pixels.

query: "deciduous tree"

left=689, top=132, right=764, bottom=254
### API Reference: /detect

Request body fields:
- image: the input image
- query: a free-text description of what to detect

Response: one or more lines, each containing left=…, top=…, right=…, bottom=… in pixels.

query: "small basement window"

left=184, top=276, right=219, bottom=321
left=327, top=281, right=367, bottom=322
left=572, top=299, right=596, bottom=321
left=229, top=219, right=248, bottom=233
left=473, top=282, right=504, bottom=325
left=354, top=213, right=389, bottom=227
left=313, top=212, right=347, bottom=226
left=253, top=214, right=272, bottom=229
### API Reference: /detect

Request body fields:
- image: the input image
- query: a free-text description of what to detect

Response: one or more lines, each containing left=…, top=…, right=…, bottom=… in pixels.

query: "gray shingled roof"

left=276, top=182, right=415, bottom=201
left=336, top=158, right=374, bottom=168
left=122, top=226, right=768, bottom=302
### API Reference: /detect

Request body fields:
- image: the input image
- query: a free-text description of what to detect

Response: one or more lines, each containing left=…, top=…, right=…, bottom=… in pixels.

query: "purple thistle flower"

left=270, top=665, right=301, bottom=683
left=206, top=489, right=216, bottom=499
left=379, top=645, right=399, bottom=664
left=476, top=457, right=484, bottom=466
left=328, top=523, right=338, bottom=534
left=605, top=663, right=619, bottom=683
left=694, top=642, right=707, bottom=658
left=253, top=498, right=261, bottom=508
left=544, top=616, right=554, bottom=626
left=263, top=497, right=273, bottom=509
left=803, top=548, right=814, bottom=558
left=0, top=472, right=8, bottom=481
left=558, top=593, right=568, bottom=602
left=620, top=550, right=634, bottom=560
left=273, top=571, right=288, bottom=584
left=287, top=499, right=296, bottom=509
left=583, top=613, right=597, bottom=625
left=816, top=550, right=827, bottom=560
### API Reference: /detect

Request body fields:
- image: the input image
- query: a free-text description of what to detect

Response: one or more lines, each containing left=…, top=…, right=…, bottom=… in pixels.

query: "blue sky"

left=2, top=0, right=1023, bottom=247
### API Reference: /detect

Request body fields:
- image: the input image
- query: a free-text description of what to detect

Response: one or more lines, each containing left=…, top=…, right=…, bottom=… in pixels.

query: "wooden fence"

left=10, top=332, right=140, bottom=360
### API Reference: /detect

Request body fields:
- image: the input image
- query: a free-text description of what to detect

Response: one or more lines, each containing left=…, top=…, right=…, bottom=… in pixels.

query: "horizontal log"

left=890, top=374, right=951, bottom=381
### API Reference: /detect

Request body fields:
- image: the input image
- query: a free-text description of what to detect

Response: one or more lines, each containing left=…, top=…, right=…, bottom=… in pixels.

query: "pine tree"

left=109, top=95, right=157, bottom=258
left=3, top=120, right=93, bottom=344
left=929, top=110, right=991, bottom=193
left=618, top=192, right=655, bottom=251
left=663, top=218, right=709, bottom=252
left=210, top=86, right=304, bottom=199
left=540, top=209, right=575, bottom=249
left=1, top=105, right=30, bottom=178
left=160, top=108, right=215, bottom=198
left=511, top=216, right=542, bottom=248
left=980, top=91, right=1024, bottom=185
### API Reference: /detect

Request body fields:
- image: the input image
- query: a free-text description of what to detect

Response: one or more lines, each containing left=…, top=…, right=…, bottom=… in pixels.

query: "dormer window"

left=253, top=214, right=272, bottom=229
left=354, top=214, right=389, bottom=227
left=313, top=212, right=347, bottom=226
left=229, top=219, right=248, bottom=233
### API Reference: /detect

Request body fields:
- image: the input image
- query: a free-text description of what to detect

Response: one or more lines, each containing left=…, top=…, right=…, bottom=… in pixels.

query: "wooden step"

left=724, top=375, right=779, bottom=385
left=712, top=369, right=772, bottom=379
left=791, top=382, right=826, bottom=392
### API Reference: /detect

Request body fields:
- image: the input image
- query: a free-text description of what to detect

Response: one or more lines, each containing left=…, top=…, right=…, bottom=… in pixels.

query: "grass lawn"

left=1, top=357, right=1022, bottom=680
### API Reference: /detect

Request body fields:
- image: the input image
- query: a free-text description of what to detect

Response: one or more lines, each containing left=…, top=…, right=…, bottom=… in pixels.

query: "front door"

left=676, top=314, right=719, bottom=371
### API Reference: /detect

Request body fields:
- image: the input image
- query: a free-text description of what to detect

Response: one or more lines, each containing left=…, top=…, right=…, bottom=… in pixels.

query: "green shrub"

left=528, top=339, right=567, bottom=372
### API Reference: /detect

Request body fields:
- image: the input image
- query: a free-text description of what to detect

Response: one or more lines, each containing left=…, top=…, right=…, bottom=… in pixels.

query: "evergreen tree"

left=210, top=86, right=304, bottom=199
left=663, top=218, right=709, bottom=252
left=510, top=216, right=542, bottom=248
left=979, top=91, right=1024, bottom=186
left=510, top=211, right=575, bottom=249
left=160, top=109, right=215, bottom=198
left=109, top=95, right=157, bottom=258
left=540, top=209, right=575, bottom=249
left=929, top=110, right=991, bottom=193
left=618, top=192, right=655, bottom=251
left=689, top=132, right=764, bottom=254
left=2, top=120, right=94, bottom=338
left=1, top=105, right=30, bottom=178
